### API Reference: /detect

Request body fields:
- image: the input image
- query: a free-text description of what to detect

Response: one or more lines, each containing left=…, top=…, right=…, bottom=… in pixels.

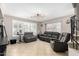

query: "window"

left=46, top=23, right=61, bottom=33
left=12, top=20, right=37, bottom=36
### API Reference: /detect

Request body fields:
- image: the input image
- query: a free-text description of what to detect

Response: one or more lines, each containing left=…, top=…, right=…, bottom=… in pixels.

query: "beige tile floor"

left=6, top=40, right=68, bottom=56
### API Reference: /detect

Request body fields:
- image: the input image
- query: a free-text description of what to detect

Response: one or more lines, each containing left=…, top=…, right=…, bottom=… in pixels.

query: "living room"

left=0, top=3, right=79, bottom=56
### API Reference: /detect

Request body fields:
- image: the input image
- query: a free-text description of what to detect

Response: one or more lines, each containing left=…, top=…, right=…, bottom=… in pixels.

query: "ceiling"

left=1, top=3, right=74, bottom=22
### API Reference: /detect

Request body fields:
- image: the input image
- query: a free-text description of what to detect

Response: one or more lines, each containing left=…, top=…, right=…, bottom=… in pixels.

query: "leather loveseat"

left=23, top=32, right=37, bottom=43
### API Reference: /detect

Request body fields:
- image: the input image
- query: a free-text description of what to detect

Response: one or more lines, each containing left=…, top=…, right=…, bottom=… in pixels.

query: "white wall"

left=40, top=23, right=46, bottom=34
left=3, top=15, right=12, bottom=40
left=37, top=22, right=42, bottom=34
left=3, top=15, right=39, bottom=40
left=2, top=13, right=73, bottom=41
left=41, top=15, right=72, bottom=33
left=61, top=16, right=71, bottom=33
left=3, top=14, right=72, bottom=41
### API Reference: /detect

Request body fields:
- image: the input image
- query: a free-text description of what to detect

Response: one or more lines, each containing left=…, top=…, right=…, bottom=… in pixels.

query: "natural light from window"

left=12, top=20, right=37, bottom=36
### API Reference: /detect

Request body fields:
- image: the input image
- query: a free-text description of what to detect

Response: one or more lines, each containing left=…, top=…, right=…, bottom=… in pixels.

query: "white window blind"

left=46, top=23, right=61, bottom=33
left=12, top=20, right=37, bottom=36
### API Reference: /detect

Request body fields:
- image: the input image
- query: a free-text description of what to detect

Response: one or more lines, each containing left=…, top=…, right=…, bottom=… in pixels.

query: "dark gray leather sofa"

left=38, top=31, right=60, bottom=43
left=23, top=32, right=37, bottom=43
